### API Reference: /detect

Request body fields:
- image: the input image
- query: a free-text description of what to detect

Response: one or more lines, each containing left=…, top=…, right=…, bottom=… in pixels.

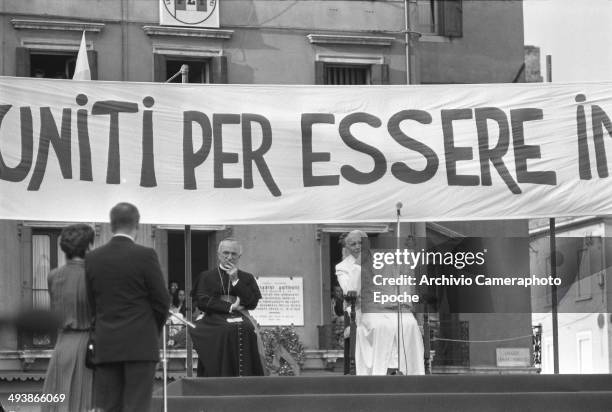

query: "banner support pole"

left=162, top=323, right=168, bottom=412
left=545, top=55, right=559, bottom=374
left=179, top=64, right=194, bottom=378
left=185, top=224, right=193, bottom=377
left=550, top=218, right=559, bottom=374
left=396, top=206, right=402, bottom=374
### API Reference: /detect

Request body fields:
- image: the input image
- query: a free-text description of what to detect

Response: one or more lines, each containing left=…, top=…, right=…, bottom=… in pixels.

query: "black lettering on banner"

left=29, top=108, right=72, bottom=191
left=591, top=104, right=612, bottom=178
left=141, top=96, right=157, bottom=187
left=183, top=111, right=212, bottom=190
left=91, top=100, right=139, bottom=184
left=511, top=108, right=556, bottom=185
left=441, top=109, right=479, bottom=186
left=0, top=105, right=33, bottom=183
left=475, top=107, right=521, bottom=194
left=241, top=113, right=281, bottom=197
left=387, top=110, right=438, bottom=184
left=575, top=94, right=591, bottom=179
left=338, top=112, right=386, bottom=184
left=76, top=94, right=92, bottom=182
left=213, top=114, right=242, bottom=189
left=301, top=113, right=339, bottom=187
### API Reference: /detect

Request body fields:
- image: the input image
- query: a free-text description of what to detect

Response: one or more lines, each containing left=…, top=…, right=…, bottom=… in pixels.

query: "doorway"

left=324, top=231, right=382, bottom=322
left=166, top=230, right=211, bottom=293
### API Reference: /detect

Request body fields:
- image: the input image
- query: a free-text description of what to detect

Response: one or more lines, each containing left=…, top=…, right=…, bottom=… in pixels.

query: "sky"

left=523, top=0, right=612, bottom=82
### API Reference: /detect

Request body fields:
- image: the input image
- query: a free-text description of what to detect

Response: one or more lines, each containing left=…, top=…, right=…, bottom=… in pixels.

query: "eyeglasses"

left=220, top=251, right=240, bottom=257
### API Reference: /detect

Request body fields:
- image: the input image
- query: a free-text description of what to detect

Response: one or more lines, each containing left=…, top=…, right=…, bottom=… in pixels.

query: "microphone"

left=396, top=201, right=403, bottom=217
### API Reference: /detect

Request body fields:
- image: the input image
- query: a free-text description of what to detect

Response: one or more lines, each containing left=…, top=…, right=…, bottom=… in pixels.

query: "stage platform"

left=151, top=374, right=612, bottom=412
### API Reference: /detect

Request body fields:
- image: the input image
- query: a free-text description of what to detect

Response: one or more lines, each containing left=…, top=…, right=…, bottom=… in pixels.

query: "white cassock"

left=336, top=254, right=425, bottom=375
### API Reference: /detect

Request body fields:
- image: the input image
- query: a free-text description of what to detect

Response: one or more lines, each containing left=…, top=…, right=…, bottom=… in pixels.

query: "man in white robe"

left=335, top=230, right=425, bottom=375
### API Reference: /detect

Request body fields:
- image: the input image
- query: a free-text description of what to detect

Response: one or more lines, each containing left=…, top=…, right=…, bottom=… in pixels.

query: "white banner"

left=1, top=77, right=612, bottom=224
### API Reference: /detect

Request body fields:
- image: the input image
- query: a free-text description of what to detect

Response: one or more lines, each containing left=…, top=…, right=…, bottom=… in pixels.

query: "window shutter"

left=370, top=63, right=389, bottom=85
left=315, top=61, right=325, bottom=85
left=441, top=0, right=463, bottom=38
left=153, top=54, right=167, bottom=82
left=87, top=50, right=98, bottom=80
left=16, top=47, right=31, bottom=77
left=211, top=56, right=228, bottom=84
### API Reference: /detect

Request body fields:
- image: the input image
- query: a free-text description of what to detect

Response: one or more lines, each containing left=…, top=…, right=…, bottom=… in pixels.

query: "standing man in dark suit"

left=86, top=202, right=169, bottom=412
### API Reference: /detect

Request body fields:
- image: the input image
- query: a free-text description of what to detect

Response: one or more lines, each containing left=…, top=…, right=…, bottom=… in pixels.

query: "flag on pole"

left=72, top=31, right=91, bottom=80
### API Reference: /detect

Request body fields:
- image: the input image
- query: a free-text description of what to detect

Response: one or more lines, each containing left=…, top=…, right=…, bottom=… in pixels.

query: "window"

left=416, top=0, right=463, bottom=37
left=576, top=331, right=593, bottom=373
left=154, top=54, right=227, bottom=83
left=316, top=224, right=391, bottom=329
left=543, top=337, right=553, bottom=374
left=324, top=65, right=370, bottom=85
left=315, top=60, right=389, bottom=85
left=32, top=230, right=61, bottom=310
left=16, top=48, right=98, bottom=79
left=166, top=230, right=211, bottom=290
left=30, top=53, right=76, bottom=79
left=166, top=59, right=210, bottom=83
left=30, top=228, right=64, bottom=347
left=417, top=0, right=441, bottom=35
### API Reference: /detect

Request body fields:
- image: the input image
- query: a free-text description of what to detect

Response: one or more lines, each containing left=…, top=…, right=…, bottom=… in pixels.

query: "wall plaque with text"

left=250, top=277, right=304, bottom=326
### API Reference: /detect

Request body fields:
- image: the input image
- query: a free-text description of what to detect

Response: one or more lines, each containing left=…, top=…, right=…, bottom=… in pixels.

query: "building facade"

left=531, top=217, right=612, bottom=374
left=0, top=0, right=534, bottom=378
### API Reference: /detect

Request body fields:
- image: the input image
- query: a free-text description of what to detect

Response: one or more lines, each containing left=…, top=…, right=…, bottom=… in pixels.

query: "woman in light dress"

left=41, top=224, right=95, bottom=412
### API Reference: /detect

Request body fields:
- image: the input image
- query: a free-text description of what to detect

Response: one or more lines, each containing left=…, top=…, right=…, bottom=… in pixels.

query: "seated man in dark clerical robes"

left=190, top=238, right=266, bottom=377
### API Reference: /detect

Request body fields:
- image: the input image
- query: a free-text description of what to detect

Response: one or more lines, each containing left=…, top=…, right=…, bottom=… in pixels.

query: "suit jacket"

left=194, top=268, right=261, bottom=316
left=85, top=236, right=169, bottom=363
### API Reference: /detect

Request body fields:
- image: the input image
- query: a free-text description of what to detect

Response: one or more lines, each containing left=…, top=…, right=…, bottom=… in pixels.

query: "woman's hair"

left=60, top=224, right=95, bottom=259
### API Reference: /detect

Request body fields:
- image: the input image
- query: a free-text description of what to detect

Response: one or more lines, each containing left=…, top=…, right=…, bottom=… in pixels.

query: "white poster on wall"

left=160, top=0, right=219, bottom=28
left=250, top=277, right=304, bottom=326
left=496, top=348, right=531, bottom=367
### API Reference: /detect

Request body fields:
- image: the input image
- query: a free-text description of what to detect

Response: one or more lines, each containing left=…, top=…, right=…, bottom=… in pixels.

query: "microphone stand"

left=345, top=291, right=358, bottom=375
left=169, top=310, right=197, bottom=329
left=163, top=311, right=196, bottom=412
